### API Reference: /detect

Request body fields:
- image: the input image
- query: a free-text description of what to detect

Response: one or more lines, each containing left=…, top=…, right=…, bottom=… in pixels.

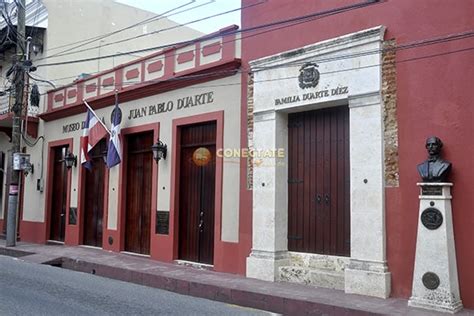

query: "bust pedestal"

left=408, top=183, right=462, bottom=313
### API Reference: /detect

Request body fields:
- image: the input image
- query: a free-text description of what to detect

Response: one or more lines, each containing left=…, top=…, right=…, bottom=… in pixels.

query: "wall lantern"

left=64, top=151, right=77, bottom=169
left=152, top=140, right=167, bottom=163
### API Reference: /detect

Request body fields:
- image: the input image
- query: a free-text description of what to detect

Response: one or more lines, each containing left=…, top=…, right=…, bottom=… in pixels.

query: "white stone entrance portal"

left=246, top=26, right=391, bottom=298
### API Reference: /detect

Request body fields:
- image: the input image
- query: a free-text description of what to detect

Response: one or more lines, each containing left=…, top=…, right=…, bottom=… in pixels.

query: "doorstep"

left=0, top=241, right=471, bottom=316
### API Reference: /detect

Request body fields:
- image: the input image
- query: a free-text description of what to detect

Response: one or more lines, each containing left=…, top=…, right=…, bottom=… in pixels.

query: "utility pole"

left=6, top=0, right=26, bottom=247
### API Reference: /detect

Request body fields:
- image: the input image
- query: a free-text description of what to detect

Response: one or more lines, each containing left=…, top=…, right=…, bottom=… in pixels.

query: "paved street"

left=0, top=255, right=271, bottom=316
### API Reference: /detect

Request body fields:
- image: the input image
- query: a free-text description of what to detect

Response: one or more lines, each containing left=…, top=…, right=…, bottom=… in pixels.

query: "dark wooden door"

left=83, top=140, right=106, bottom=247
left=50, top=146, right=69, bottom=242
left=124, top=132, right=153, bottom=255
left=288, top=106, right=350, bottom=256
left=178, top=122, right=216, bottom=264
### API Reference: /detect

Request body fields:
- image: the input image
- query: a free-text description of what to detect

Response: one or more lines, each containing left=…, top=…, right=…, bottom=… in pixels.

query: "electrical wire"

left=21, top=134, right=44, bottom=181
left=27, top=72, right=55, bottom=89
left=42, top=0, right=211, bottom=54
left=44, top=0, right=266, bottom=61
left=34, top=19, right=474, bottom=89
left=35, top=0, right=382, bottom=68
left=22, top=0, right=371, bottom=86
left=26, top=0, right=42, bottom=40
left=14, top=0, right=472, bottom=96
left=41, top=0, right=204, bottom=60
left=32, top=43, right=474, bottom=95
left=37, top=0, right=221, bottom=61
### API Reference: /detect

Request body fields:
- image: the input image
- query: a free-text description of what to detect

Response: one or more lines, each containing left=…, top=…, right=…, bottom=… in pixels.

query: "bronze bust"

left=417, top=136, right=451, bottom=182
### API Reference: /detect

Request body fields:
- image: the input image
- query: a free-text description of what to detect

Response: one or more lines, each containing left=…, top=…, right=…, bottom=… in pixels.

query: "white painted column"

left=246, top=110, right=290, bottom=281
left=107, top=167, right=119, bottom=230
left=345, top=92, right=391, bottom=298
left=409, top=183, right=462, bottom=313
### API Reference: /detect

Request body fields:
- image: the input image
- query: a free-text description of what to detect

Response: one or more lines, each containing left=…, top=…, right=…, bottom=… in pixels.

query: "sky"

left=116, top=0, right=241, bottom=34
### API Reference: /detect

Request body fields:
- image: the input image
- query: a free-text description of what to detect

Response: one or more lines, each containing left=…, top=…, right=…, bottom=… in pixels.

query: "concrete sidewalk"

left=0, top=241, right=471, bottom=315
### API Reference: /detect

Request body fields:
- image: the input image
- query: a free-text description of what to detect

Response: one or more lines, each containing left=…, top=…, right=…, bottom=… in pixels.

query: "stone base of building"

left=408, top=297, right=463, bottom=314
left=246, top=250, right=289, bottom=281
left=278, top=252, right=348, bottom=290
left=344, top=259, right=391, bottom=298
left=247, top=251, right=391, bottom=299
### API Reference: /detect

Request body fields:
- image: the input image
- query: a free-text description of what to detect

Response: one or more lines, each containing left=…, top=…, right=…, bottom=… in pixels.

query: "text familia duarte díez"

left=274, top=86, right=348, bottom=106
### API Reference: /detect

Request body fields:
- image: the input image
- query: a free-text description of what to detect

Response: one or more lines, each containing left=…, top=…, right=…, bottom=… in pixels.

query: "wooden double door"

left=49, top=146, right=69, bottom=242
left=83, top=140, right=106, bottom=247
left=178, top=122, right=216, bottom=265
left=288, top=106, right=350, bottom=256
left=124, top=132, right=153, bottom=255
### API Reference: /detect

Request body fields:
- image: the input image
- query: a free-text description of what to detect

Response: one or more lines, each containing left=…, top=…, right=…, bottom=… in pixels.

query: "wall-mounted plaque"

left=421, top=207, right=443, bottom=230
left=421, top=185, right=443, bottom=196
left=69, top=207, right=77, bottom=225
left=0, top=151, right=4, bottom=170
left=298, top=62, right=320, bottom=89
left=422, top=272, right=440, bottom=290
left=156, top=210, right=169, bottom=235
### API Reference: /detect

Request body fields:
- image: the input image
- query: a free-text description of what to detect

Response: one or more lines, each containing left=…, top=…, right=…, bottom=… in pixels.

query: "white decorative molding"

left=249, top=26, right=386, bottom=69
left=247, top=26, right=390, bottom=298
left=348, top=91, right=381, bottom=108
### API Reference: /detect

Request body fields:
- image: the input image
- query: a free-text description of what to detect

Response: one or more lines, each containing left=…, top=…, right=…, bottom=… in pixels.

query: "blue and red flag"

left=81, top=109, right=108, bottom=169
left=106, top=95, right=122, bottom=168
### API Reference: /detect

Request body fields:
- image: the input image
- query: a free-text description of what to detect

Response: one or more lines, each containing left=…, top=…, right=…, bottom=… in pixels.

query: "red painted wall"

left=241, top=0, right=474, bottom=307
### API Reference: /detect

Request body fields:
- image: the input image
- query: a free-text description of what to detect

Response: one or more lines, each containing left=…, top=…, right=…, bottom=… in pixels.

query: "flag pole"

left=83, top=99, right=111, bottom=135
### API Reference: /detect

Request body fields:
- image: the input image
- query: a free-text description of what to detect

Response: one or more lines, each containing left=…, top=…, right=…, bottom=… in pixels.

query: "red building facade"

left=241, top=0, right=474, bottom=308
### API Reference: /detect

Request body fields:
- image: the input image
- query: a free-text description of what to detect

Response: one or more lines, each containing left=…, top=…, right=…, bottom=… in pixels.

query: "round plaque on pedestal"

left=421, top=207, right=443, bottom=230
left=422, top=272, right=440, bottom=290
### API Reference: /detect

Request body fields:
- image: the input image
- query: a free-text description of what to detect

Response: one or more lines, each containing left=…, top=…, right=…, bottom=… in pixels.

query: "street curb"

left=0, top=247, right=34, bottom=258
left=3, top=244, right=458, bottom=315
left=51, top=257, right=379, bottom=316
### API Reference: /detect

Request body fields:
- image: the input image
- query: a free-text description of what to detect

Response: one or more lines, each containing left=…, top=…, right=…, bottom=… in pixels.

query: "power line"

left=26, top=0, right=42, bottom=39
left=250, top=29, right=474, bottom=73
left=1, top=8, right=25, bottom=53
left=35, top=0, right=382, bottom=68
left=35, top=43, right=474, bottom=95
left=41, top=0, right=208, bottom=60
left=21, top=2, right=209, bottom=90
left=30, top=0, right=474, bottom=90
left=41, top=0, right=207, bottom=54
left=35, top=25, right=474, bottom=88
left=43, top=0, right=266, bottom=61
left=36, top=15, right=474, bottom=87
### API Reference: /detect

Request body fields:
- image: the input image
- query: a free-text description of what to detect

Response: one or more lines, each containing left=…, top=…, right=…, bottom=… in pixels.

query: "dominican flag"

left=81, top=109, right=108, bottom=169
left=106, top=98, right=122, bottom=168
